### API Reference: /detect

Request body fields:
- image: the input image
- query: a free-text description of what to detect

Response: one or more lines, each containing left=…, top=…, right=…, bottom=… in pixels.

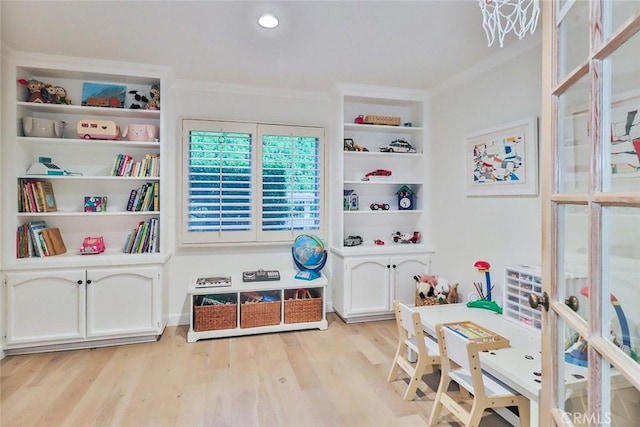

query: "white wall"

left=164, top=81, right=332, bottom=325
left=426, top=44, right=543, bottom=303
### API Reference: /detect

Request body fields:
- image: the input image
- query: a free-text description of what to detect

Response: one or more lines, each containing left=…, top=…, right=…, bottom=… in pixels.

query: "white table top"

left=411, top=303, right=588, bottom=402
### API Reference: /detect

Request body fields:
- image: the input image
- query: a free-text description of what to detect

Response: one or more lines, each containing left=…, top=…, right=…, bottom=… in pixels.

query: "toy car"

left=362, top=169, right=392, bottom=181
left=354, top=115, right=365, bottom=124
left=344, top=235, right=363, bottom=246
left=379, top=139, right=417, bottom=153
left=370, top=203, right=390, bottom=210
left=344, top=138, right=369, bottom=152
left=80, top=236, right=105, bottom=254
left=374, top=239, right=385, bottom=245
left=392, top=231, right=420, bottom=244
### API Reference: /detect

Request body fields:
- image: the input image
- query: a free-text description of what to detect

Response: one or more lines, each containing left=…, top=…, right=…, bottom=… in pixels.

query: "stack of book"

left=16, top=221, right=67, bottom=258
left=111, top=153, right=160, bottom=177
left=123, top=218, right=159, bottom=254
left=126, top=182, right=159, bottom=211
left=18, top=179, right=57, bottom=213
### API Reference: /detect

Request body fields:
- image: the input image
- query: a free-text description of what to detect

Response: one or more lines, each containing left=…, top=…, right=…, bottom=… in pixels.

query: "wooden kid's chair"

left=387, top=300, right=440, bottom=401
left=428, top=324, right=530, bottom=427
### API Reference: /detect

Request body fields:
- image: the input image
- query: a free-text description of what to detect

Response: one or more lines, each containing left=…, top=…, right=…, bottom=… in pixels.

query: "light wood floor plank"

left=0, top=314, right=512, bottom=426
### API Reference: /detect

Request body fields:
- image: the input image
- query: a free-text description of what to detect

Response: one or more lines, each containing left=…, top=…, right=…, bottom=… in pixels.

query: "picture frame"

left=465, top=117, right=538, bottom=196
left=81, top=82, right=126, bottom=108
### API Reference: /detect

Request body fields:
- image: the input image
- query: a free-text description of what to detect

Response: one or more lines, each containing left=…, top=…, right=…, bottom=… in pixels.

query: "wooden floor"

left=1, top=314, right=510, bottom=427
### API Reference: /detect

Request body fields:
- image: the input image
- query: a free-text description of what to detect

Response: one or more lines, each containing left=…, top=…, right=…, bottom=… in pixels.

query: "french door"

left=540, top=0, right=640, bottom=425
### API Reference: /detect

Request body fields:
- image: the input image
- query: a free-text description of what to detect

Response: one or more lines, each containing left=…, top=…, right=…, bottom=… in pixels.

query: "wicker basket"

left=240, top=300, right=281, bottom=328
left=415, top=289, right=447, bottom=307
left=284, top=290, right=323, bottom=324
left=364, top=115, right=401, bottom=126
left=193, top=303, right=237, bottom=331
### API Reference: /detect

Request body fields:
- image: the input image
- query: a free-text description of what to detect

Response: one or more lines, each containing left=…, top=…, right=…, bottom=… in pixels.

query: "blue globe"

left=292, top=234, right=327, bottom=280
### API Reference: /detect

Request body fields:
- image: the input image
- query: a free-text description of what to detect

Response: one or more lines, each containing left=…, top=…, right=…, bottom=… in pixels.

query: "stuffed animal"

left=414, top=274, right=454, bottom=303
left=127, top=90, right=148, bottom=109
left=55, top=86, right=72, bottom=105
left=446, top=283, right=459, bottom=304
left=145, top=84, right=160, bottom=110
left=17, top=79, right=47, bottom=103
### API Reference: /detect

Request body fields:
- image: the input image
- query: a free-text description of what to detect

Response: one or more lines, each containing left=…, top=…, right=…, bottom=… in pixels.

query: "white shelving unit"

left=330, top=84, right=434, bottom=322
left=503, top=265, right=543, bottom=330
left=187, top=271, right=328, bottom=343
left=1, top=54, right=169, bottom=353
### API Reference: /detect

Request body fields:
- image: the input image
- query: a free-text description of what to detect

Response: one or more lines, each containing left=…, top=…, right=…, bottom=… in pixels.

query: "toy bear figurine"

left=55, top=86, right=72, bottom=105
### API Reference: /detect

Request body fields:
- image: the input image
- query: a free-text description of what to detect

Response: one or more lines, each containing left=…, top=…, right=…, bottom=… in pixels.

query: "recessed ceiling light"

left=258, top=13, right=279, bottom=29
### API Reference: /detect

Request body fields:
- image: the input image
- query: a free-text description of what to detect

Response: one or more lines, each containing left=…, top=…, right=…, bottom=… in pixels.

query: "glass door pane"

left=557, top=0, right=589, bottom=81
left=605, top=30, right=640, bottom=192
left=558, top=204, right=588, bottom=322
left=559, top=75, right=591, bottom=193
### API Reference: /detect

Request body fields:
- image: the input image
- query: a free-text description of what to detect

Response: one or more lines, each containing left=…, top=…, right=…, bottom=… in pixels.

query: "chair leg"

left=387, top=344, right=404, bottom=382
left=428, top=377, right=450, bottom=426
left=402, top=359, right=425, bottom=401
left=517, top=399, right=531, bottom=427
left=467, top=403, right=485, bottom=427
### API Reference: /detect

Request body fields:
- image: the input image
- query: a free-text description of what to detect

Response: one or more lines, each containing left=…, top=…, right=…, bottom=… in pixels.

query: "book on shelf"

left=111, top=153, right=160, bottom=178
left=123, top=218, right=159, bottom=254
left=18, top=179, right=57, bottom=213
left=126, top=182, right=158, bottom=211
left=18, top=221, right=67, bottom=258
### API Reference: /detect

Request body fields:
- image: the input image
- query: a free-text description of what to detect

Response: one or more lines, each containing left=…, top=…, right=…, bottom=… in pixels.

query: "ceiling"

left=1, top=1, right=539, bottom=93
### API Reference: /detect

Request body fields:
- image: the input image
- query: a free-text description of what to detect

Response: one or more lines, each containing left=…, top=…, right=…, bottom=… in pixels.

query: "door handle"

left=564, top=295, right=579, bottom=312
left=528, top=292, right=549, bottom=311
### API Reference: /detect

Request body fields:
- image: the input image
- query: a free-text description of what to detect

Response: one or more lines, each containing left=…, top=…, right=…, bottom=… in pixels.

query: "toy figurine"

left=146, top=84, right=160, bottom=110
left=17, top=79, right=47, bottom=103
left=55, top=86, right=72, bottom=104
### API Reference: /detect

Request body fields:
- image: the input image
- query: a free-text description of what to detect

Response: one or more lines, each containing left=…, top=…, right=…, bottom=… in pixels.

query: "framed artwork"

left=609, top=91, right=640, bottom=175
left=465, top=117, right=538, bottom=196
left=81, top=82, right=126, bottom=108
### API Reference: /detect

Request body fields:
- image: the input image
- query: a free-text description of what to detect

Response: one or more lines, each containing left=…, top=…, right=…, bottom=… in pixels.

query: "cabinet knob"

left=77, top=280, right=83, bottom=285
left=86, top=279, right=92, bottom=285
left=392, top=264, right=396, bottom=269
left=386, top=264, right=391, bottom=269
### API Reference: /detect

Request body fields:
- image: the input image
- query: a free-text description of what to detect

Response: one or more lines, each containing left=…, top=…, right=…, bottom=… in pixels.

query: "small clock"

left=399, top=196, right=412, bottom=209
left=396, top=185, right=415, bottom=210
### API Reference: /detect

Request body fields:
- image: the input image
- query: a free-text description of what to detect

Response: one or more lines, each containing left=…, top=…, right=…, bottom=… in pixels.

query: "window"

left=181, top=119, right=324, bottom=245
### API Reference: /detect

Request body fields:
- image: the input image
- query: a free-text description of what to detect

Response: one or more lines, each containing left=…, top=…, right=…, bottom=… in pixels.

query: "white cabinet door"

left=86, top=266, right=161, bottom=337
left=392, top=255, right=431, bottom=306
left=5, top=270, right=86, bottom=344
left=345, top=257, right=391, bottom=316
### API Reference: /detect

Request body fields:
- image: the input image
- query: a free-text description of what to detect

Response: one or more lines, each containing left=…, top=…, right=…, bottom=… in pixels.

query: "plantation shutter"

left=258, top=124, right=323, bottom=242
left=181, top=120, right=256, bottom=243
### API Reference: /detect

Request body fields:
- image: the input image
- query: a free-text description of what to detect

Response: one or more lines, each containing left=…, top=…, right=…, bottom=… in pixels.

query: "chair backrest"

left=398, top=302, right=419, bottom=337
left=394, top=301, right=430, bottom=356
left=441, top=326, right=473, bottom=372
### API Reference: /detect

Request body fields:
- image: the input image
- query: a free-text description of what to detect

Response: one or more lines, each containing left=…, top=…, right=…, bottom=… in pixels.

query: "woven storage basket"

left=415, top=289, right=447, bottom=307
left=364, top=115, right=401, bottom=126
left=194, top=303, right=237, bottom=331
left=240, top=301, right=281, bottom=328
left=284, top=290, right=322, bottom=324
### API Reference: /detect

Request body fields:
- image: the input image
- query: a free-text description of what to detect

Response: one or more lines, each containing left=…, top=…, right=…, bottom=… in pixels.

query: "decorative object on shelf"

left=396, top=185, right=414, bottom=210
left=292, top=234, right=327, bottom=280
left=343, top=235, right=363, bottom=247
left=77, top=119, right=120, bottom=140
left=122, top=124, right=159, bottom=142
left=145, top=84, right=160, bottom=110
left=22, top=117, right=65, bottom=138
left=80, top=236, right=105, bottom=255
left=26, top=157, right=65, bottom=176
left=466, top=116, right=538, bottom=196
left=84, top=196, right=107, bottom=212
left=362, top=169, right=392, bottom=181
left=363, top=115, right=401, bottom=126
left=403, top=122, right=412, bottom=127
left=374, top=239, right=385, bottom=245
left=343, top=138, right=368, bottom=151
left=344, top=189, right=359, bottom=210
left=478, top=0, right=540, bottom=48
left=379, top=139, right=416, bottom=153
left=369, top=202, right=390, bottom=211
left=392, top=231, right=420, bottom=244
left=354, top=115, right=365, bottom=124
left=17, top=78, right=47, bottom=103
left=81, top=82, right=126, bottom=108
left=126, top=89, right=149, bottom=109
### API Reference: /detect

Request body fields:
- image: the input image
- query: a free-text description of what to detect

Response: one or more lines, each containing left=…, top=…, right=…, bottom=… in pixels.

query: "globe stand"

left=292, top=248, right=327, bottom=280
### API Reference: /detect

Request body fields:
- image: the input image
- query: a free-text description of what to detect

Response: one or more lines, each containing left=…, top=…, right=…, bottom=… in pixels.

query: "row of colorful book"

left=126, top=182, right=159, bottom=211
left=123, top=218, right=159, bottom=254
left=18, top=179, right=58, bottom=213
left=16, top=221, right=67, bottom=258
left=111, top=153, right=160, bottom=177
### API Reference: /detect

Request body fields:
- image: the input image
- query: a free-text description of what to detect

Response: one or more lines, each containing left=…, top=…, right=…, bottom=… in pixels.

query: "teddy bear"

left=415, top=273, right=455, bottom=304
